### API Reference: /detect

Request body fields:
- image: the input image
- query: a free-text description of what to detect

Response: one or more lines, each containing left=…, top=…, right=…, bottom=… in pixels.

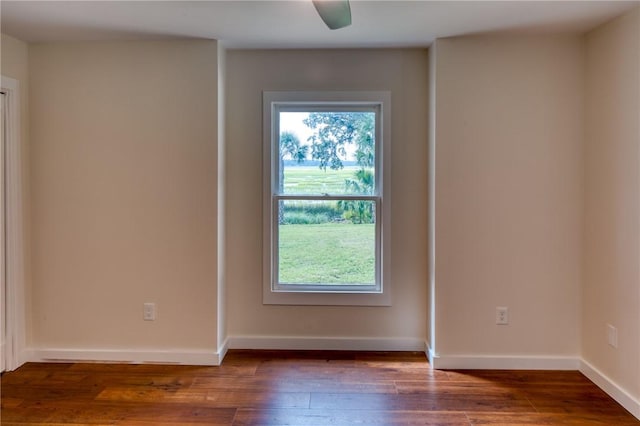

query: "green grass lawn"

left=283, top=165, right=360, bottom=194
left=278, top=223, right=375, bottom=285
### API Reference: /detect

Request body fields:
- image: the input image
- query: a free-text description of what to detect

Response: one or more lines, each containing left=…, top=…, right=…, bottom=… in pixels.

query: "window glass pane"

left=279, top=111, right=375, bottom=195
left=278, top=199, right=376, bottom=285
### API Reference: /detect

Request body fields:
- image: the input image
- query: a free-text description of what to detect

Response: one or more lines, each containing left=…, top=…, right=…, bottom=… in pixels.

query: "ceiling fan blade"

left=312, top=0, right=352, bottom=30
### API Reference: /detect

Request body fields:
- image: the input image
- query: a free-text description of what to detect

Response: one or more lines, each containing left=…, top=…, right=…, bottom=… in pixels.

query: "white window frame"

left=262, top=91, right=391, bottom=306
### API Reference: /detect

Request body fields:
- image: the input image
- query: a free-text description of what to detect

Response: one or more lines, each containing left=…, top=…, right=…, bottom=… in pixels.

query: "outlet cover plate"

left=143, top=303, right=156, bottom=321
left=607, top=324, right=618, bottom=348
left=496, top=307, right=509, bottom=325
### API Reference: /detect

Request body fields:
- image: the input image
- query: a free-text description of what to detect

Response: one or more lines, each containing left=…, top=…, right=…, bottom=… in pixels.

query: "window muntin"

left=263, top=92, right=391, bottom=306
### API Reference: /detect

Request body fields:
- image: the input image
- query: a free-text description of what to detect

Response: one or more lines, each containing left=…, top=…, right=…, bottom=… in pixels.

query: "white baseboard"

left=432, top=354, right=580, bottom=370
left=27, top=348, right=224, bottom=366
left=580, top=359, right=640, bottom=419
left=217, top=338, right=229, bottom=363
left=16, top=348, right=30, bottom=370
left=0, top=341, right=5, bottom=371
left=1, top=347, right=29, bottom=372
left=425, top=341, right=435, bottom=364
left=227, top=336, right=426, bottom=352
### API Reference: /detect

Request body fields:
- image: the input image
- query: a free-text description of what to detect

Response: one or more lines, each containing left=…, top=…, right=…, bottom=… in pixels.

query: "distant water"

left=283, top=160, right=358, bottom=167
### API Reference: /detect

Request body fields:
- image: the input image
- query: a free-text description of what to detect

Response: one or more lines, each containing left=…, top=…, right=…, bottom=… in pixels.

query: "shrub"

left=283, top=211, right=330, bottom=224
left=281, top=201, right=343, bottom=224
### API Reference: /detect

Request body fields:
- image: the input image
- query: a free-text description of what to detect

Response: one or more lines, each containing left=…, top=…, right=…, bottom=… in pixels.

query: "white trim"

left=1, top=79, right=5, bottom=373
left=217, top=337, right=229, bottom=363
left=216, top=43, right=228, bottom=364
left=28, top=348, right=224, bottom=366
left=427, top=41, right=438, bottom=367
left=262, top=91, right=392, bottom=307
left=425, top=341, right=436, bottom=365
left=227, top=336, right=425, bottom=352
left=580, top=359, right=640, bottom=420
left=0, top=76, right=25, bottom=372
left=432, top=354, right=580, bottom=370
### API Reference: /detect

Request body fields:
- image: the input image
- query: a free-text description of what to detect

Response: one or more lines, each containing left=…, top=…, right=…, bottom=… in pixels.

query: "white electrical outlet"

left=607, top=324, right=618, bottom=348
left=143, top=303, right=156, bottom=321
left=496, top=307, right=509, bottom=325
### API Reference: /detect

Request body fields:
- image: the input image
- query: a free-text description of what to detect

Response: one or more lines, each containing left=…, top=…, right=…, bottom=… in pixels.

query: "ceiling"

left=1, top=1, right=638, bottom=49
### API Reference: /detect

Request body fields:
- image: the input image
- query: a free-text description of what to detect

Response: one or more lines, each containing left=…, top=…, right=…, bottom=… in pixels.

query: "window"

left=263, top=91, right=391, bottom=306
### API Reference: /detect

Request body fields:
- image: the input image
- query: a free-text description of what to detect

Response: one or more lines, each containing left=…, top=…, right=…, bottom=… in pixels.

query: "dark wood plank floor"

left=1, top=350, right=638, bottom=425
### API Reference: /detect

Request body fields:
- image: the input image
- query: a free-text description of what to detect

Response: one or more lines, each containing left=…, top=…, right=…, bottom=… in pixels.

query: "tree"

left=279, top=131, right=308, bottom=223
left=303, top=112, right=374, bottom=171
left=304, top=112, right=376, bottom=223
left=338, top=168, right=375, bottom=224
left=279, top=131, right=308, bottom=193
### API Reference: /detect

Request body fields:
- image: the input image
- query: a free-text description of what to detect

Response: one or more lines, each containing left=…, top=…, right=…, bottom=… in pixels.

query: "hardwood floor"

left=1, top=350, right=638, bottom=425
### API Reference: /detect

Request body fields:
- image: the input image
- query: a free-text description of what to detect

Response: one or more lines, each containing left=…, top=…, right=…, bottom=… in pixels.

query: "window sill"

left=263, top=288, right=391, bottom=306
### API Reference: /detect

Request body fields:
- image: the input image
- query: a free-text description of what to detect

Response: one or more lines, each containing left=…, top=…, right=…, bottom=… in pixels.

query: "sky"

left=280, top=112, right=313, bottom=145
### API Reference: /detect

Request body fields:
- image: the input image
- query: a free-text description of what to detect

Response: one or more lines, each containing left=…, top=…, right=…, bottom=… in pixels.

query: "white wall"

left=28, top=41, right=221, bottom=361
left=225, top=49, right=429, bottom=347
left=432, top=36, right=584, bottom=363
left=583, top=7, right=640, bottom=406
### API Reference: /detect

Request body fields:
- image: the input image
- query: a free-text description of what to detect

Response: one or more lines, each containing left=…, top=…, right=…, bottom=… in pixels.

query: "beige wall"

left=1, top=33, right=32, bottom=347
left=432, top=36, right=584, bottom=357
left=29, top=41, right=220, bottom=351
left=583, top=7, right=640, bottom=400
left=2, top=34, right=28, bottom=81
left=225, top=49, right=429, bottom=342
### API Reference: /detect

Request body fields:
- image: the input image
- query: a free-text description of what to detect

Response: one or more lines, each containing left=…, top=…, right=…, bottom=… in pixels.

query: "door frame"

left=1, top=75, right=25, bottom=372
